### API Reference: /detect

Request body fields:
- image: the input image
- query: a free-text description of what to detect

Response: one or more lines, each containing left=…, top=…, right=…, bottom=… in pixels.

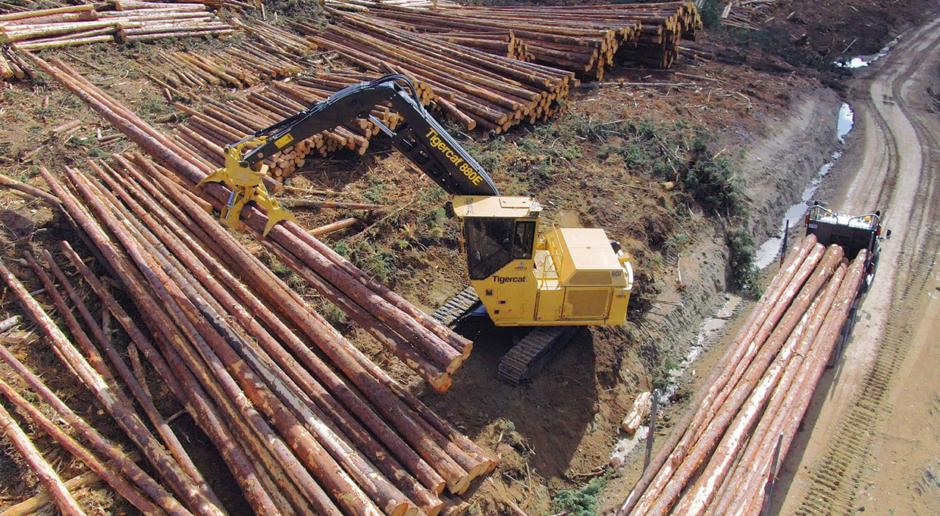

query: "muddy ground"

left=0, top=1, right=937, bottom=514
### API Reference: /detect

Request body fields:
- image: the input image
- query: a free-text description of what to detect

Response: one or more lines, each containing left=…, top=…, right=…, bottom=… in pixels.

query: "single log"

left=621, top=392, right=652, bottom=435
left=310, top=217, right=358, bottom=237
left=0, top=315, right=20, bottom=333
left=0, top=4, right=95, bottom=22
left=0, top=173, right=59, bottom=205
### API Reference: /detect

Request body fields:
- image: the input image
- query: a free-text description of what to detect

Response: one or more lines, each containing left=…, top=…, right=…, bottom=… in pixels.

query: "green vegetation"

left=334, top=240, right=397, bottom=284
left=552, top=475, right=609, bottom=516
left=137, top=96, right=173, bottom=119
left=699, top=0, right=723, bottom=29
left=727, top=227, right=761, bottom=297
left=726, top=25, right=832, bottom=72
left=461, top=136, right=505, bottom=173
left=572, top=115, right=746, bottom=216
left=363, top=175, right=387, bottom=203
left=319, top=301, right=347, bottom=328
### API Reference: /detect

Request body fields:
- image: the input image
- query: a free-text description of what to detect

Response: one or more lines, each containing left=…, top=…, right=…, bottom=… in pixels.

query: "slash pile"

left=300, top=8, right=577, bottom=134
left=0, top=1, right=231, bottom=51
left=171, top=70, right=419, bottom=179
left=0, top=44, right=31, bottom=82
left=620, top=235, right=869, bottom=515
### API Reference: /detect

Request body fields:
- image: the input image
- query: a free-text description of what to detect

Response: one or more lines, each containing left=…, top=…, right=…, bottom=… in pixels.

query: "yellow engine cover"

left=471, top=227, right=633, bottom=327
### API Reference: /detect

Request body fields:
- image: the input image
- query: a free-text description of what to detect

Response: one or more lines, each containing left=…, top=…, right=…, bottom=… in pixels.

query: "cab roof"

left=452, top=196, right=543, bottom=219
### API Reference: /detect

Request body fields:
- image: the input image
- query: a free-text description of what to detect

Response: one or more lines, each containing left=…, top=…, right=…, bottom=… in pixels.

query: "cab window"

left=464, top=218, right=514, bottom=280
left=512, top=220, right=535, bottom=259
left=464, top=219, right=536, bottom=280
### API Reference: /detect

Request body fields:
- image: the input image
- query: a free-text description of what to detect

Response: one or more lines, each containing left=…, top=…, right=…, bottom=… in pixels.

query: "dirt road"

left=775, top=14, right=940, bottom=515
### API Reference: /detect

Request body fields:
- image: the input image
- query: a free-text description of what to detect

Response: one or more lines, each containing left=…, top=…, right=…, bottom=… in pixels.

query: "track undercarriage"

left=432, top=287, right=580, bottom=385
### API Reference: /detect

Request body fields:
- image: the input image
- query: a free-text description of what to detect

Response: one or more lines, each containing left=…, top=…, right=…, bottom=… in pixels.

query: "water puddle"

left=754, top=103, right=855, bottom=270
left=837, top=102, right=854, bottom=143
left=834, top=33, right=903, bottom=69
left=609, top=295, right=741, bottom=467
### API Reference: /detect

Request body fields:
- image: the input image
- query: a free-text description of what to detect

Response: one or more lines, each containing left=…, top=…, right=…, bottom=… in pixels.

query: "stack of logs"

left=141, top=43, right=324, bottom=94
left=720, top=0, right=776, bottom=31
left=0, top=2, right=232, bottom=51
left=620, top=235, right=869, bottom=515
left=0, top=44, right=31, bottom=81
left=426, top=31, right=532, bottom=62
left=300, top=9, right=577, bottom=134
left=327, top=1, right=702, bottom=76
left=171, top=70, right=420, bottom=179
left=10, top=54, right=496, bottom=515
left=33, top=53, right=470, bottom=393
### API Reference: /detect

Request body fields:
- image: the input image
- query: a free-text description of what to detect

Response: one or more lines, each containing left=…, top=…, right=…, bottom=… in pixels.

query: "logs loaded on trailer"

left=619, top=235, right=869, bottom=515
left=3, top=52, right=497, bottom=516
left=0, top=2, right=232, bottom=52
left=170, top=69, right=425, bottom=180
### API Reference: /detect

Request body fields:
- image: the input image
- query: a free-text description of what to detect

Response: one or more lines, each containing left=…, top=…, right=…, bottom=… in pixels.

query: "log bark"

left=0, top=173, right=59, bottom=205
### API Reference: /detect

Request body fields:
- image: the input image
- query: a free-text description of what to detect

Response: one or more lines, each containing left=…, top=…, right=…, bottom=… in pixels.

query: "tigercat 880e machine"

left=203, top=74, right=634, bottom=384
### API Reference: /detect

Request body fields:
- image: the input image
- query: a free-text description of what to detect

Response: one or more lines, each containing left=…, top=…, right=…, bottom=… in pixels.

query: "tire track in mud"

left=794, top=17, right=940, bottom=515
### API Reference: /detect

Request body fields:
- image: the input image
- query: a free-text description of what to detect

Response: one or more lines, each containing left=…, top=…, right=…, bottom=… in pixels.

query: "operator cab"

left=805, top=201, right=889, bottom=288
left=452, top=195, right=633, bottom=327
left=452, top=196, right=541, bottom=280
left=805, top=202, right=886, bottom=259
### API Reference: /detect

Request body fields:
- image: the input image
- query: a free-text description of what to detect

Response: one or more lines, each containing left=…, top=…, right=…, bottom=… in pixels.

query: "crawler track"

left=431, top=287, right=481, bottom=328
left=497, top=327, right=580, bottom=385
